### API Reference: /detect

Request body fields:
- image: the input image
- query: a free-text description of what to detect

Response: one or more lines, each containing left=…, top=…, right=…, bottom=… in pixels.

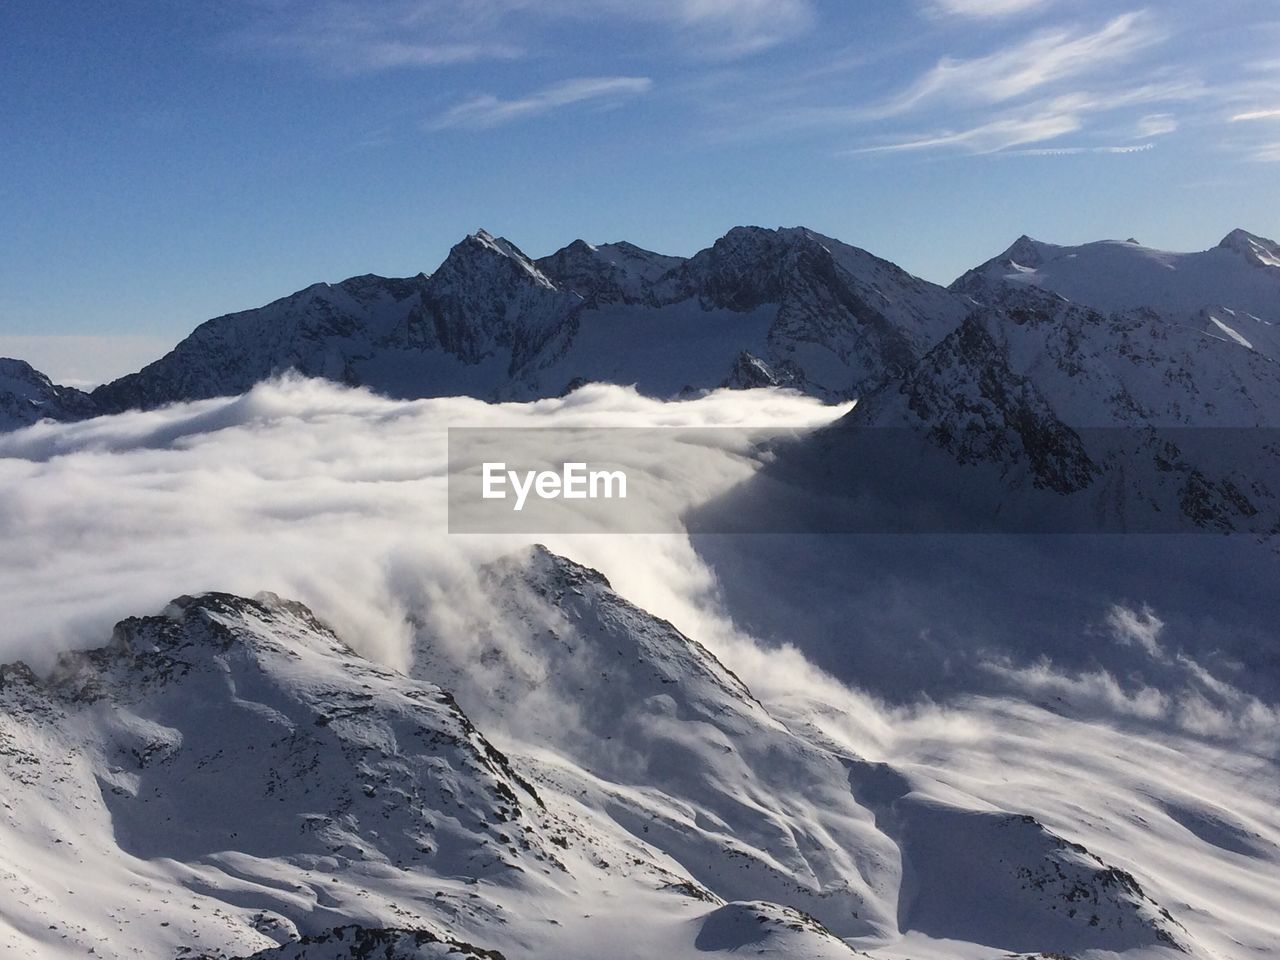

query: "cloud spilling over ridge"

left=0, top=377, right=842, bottom=671
left=1, top=375, right=1275, bottom=754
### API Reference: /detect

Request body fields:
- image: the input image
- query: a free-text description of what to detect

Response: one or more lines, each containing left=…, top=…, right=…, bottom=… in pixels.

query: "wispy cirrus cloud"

left=1232, top=108, right=1280, bottom=122
left=634, top=0, right=814, bottom=56
left=1005, top=142, right=1156, bottom=156
left=849, top=82, right=1199, bottom=156
left=923, top=0, right=1054, bottom=19
left=236, top=1, right=525, bottom=73
left=1136, top=112, right=1178, bottom=136
left=848, top=111, right=1082, bottom=155
left=430, top=76, right=653, bottom=130
left=874, top=11, right=1163, bottom=116
left=239, top=0, right=812, bottom=73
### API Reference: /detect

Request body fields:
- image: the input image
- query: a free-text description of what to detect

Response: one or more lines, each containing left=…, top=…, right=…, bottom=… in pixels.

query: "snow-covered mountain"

left=74, top=226, right=967, bottom=415
left=0, top=358, right=97, bottom=431
left=6, top=224, right=1277, bottom=440
left=712, top=226, right=1280, bottom=535
left=3, top=546, right=1234, bottom=960
left=954, top=229, right=1280, bottom=360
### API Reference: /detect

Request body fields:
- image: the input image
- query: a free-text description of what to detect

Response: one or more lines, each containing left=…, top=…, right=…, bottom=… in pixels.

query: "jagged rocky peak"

left=45, top=591, right=356, bottom=701
left=435, top=228, right=558, bottom=291
left=0, top=357, right=98, bottom=430
left=721, top=351, right=800, bottom=390
left=1217, top=227, right=1280, bottom=265
left=419, top=230, right=583, bottom=367
left=522, top=541, right=612, bottom=587
left=533, top=236, right=684, bottom=304
left=14, top=588, right=557, bottom=869
left=0, top=357, right=59, bottom=396
left=698, top=224, right=829, bottom=271
left=849, top=313, right=1100, bottom=496
left=667, top=225, right=833, bottom=309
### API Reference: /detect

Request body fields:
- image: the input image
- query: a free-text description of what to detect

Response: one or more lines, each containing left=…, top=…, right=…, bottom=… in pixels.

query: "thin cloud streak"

left=236, top=1, right=525, bottom=73
left=430, top=76, right=654, bottom=130
left=1004, top=142, right=1156, bottom=156
left=846, top=82, right=1200, bottom=156
left=1232, top=108, right=1280, bottom=122
left=1137, top=112, right=1178, bottom=136
left=239, top=0, right=812, bottom=73
left=872, top=11, right=1164, bottom=117
left=847, top=113, right=1082, bottom=155
left=924, top=0, right=1054, bottom=19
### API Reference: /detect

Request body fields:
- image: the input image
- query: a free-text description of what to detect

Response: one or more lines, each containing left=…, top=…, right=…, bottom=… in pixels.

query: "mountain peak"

left=465, top=227, right=532, bottom=261
left=1218, top=228, right=1280, bottom=266
left=0, top=357, right=97, bottom=430
left=0, top=357, right=51, bottom=389
left=715, top=225, right=820, bottom=250
left=533, top=238, right=684, bottom=305
left=438, top=230, right=557, bottom=290
left=999, top=234, right=1051, bottom=268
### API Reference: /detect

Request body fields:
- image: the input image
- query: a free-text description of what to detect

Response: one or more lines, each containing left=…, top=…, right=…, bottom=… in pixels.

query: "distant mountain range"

left=6, top=225, right=1280, bottom=533
left=4, top=226, right=1277, bottom=434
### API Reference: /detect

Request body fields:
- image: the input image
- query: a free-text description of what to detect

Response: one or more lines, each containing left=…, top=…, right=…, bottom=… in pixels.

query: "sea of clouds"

left=1, top=375, right=1276, bottom=755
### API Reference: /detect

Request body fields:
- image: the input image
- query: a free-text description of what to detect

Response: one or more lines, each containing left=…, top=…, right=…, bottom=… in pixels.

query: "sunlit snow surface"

left=0, top=379, right=1277, bottom=960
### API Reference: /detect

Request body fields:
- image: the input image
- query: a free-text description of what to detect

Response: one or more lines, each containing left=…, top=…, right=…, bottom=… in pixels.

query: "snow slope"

left=3, top=548, right=1252, bottom=960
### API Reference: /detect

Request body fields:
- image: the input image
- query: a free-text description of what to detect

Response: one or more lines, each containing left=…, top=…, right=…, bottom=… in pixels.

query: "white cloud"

left=1106, top=603, right=1166, bottom=660
left=848, top=82, right=1198, bottom=156
left=0, top=377, right=842, bottom=668
left=651, top=0, right=814, bottom=55
left=1232, top=108, right=1280, bottom=122
left=1250, top=143, right=1280, bottom=162
left=238, top=1, right=525, bottom=73
left=925, top=0, right=1053, bottom=18
left=877, top=12, right=1163, bottom=115
left=1137, top=112, right=1178, bottom=136
left=1005, top=142, right=1155, bottom=156
left=242, top=0, right=811, bottom=72
left=430, top=76, right=653, bottom=130
left=850, top=111, right=1082, bottom=155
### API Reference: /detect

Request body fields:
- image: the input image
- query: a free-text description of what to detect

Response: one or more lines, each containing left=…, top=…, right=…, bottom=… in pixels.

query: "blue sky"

left=3, top=0, right=1280, bottom=382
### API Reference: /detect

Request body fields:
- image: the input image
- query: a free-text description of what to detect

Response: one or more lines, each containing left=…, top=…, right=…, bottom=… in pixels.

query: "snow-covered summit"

left=1217, top=227, right=1280, bottom=267
left=954, top=229, right=1280, bottom=360
left=448, top=228, right=559, bottom=290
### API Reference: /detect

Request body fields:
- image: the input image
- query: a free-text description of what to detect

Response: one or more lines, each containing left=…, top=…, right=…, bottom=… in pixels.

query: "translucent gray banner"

left=447, top=426, right=1280, bottom=535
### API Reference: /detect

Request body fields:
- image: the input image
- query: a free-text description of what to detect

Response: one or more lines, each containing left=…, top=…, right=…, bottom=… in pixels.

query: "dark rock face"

left=0, top=358, right=98, bottom=429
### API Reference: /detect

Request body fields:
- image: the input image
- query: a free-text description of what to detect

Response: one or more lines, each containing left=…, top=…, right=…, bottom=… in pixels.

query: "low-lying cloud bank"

left=0, top=377, right=843, bottom=670
left=1, top=375, right=1275, bottom=755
